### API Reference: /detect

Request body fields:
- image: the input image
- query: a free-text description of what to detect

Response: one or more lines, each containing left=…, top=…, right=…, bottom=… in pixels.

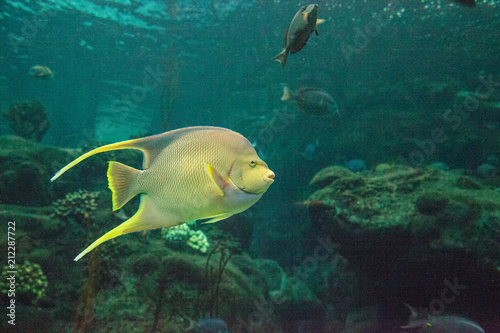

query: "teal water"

left=1, top=1, right=499, bottom=332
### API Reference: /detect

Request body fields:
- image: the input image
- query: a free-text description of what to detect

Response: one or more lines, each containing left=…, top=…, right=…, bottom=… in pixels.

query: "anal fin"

left=201, top=212, right=234, bottom=224
left=74, top=195, right=179, bottom=261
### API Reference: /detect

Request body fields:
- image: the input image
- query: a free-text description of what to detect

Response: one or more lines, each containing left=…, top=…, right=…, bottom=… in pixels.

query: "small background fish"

left=271, top=4, right=324, bottom=67
left=28, top=65, right=53, bottom=79
left=281, top=86, right=338, bottom=116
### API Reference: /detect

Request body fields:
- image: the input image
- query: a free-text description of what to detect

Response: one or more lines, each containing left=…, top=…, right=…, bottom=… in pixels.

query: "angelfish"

left=51, top=126, right=275, bottom=261
left=271, top=4, right=324, bottom=67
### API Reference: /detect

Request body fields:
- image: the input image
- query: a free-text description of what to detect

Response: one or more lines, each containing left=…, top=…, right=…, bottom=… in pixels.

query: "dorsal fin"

left=51, top=126, right=221, bottom=182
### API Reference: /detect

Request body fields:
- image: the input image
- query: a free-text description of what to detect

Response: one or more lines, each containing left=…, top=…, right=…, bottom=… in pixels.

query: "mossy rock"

left=28, top=249, right=54, bottom=266
left=255, top=258, right=285, bottom=294
left=0, top=136, right=79, bottom=205
left=330, top=175, right=366, bottom=193
left=441, top=199, right=482, bottom=227
left=410, top=213, right=440, bottom=240
left=102, top=248, right=268, bottom=331
left=455, top=175, right=483, bottom=190
left=374, top=163, right=401, bottom=174
left=309, top=166, right=354, bottom=189
left=416, top=190, right=449, bottom=215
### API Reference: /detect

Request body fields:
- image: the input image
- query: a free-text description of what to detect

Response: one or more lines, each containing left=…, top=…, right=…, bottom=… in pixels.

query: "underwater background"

left=1, top=0, right=500, bottom=332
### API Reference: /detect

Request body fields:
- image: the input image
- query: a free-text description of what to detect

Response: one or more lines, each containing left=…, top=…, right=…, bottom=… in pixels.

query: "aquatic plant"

left=162, top=221, right=210, bottom=253
left=2, top=100, right=50, bottom=142
left=197, top=239, right=242, bottom=318
left=51, top=189, right=100, bottom=223
left=74, top=249, right=100, bottom=333
left=160, top=52, right=182, bottom=131
left=0, top=260, right=48, bottom=305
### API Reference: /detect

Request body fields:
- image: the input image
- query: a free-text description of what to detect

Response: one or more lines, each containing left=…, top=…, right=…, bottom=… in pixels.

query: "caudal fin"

left=74, top=195, right=179, bottom=261
left=107, top=161, right=141, bottom=211
left=270, top=49, right=289, bottom=68
left=281, top=86, right=295, bottom=101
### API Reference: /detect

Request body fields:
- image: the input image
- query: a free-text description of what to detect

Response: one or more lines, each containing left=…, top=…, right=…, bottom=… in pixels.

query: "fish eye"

left=249, top=161, right=256, bottom=167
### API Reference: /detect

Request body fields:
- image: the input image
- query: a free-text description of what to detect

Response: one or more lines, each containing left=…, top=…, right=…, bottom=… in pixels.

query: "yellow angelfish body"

left=51, top=126, right=275, bottom=261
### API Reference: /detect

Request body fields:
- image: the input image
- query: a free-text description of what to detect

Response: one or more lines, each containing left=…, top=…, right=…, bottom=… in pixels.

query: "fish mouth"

left=264, top=170, right=275, bottom=184
left=264, top=177, right=275, bottom=185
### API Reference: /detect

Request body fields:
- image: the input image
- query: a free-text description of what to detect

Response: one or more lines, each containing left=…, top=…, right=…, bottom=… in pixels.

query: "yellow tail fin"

left=281, top=86, right=295, bottom=101
left=270, top=49, right=289, bottom=68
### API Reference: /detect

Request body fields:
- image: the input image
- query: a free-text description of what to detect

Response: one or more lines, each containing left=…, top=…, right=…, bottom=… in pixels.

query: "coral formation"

left=187, top=230, right=210, bottom=253
left=307, top=165, right=500, bottom=264
left=162, top=221, right=210, bottom=253
left=51, top=189, right=100, bottom=223
left=0, top=260, right=48, bottom=304
left=307, top=164, right=500, bottom=327
left=309, top=166, right=355, bottom=189
left=2, top=100, right=50, bottom=142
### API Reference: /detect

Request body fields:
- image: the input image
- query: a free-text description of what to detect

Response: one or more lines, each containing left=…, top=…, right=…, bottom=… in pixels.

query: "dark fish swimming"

left=302, top=139, right=319, bottom=161
left=271, top=4, right=324, bottom=67
left=185, top=318, right=229, bottom=333
left=452, top=0, right=476, bottom=7
left=28, top=65, right=53, bottom=79
left=281, top=86, right=337, bottom=116
left=401, top=304, right=485, bottom=333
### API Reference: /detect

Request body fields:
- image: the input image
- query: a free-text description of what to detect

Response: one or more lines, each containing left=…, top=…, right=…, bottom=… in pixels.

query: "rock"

left=307, top=164, right=500, bottom=304
left=344, top=159, right=366, bottom=173
left=254, top=258, right=316, bottom=305
left=486, top=155, right=499, bottom=166
left=430, top=162, right=449, bottom=171
left=309, top=166, right=354, bottom=189
left=455, top=175, right=483, bottom=190
left=374, top=163, right=394, bottom=174
left=416, top=190, right=449, bottom=215
left=409, top=213, right=439, bottom=240
left=0, top=136, right=78, bottom=205
left=255, top=259, right=285, bottom=294
left=477, top=163, right=497, bottom=178
left=341, top=306, right=378, bottom=333
left=0, top=135, right=141, bottom=205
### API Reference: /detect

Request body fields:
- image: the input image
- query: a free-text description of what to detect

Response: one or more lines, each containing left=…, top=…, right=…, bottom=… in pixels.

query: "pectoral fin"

left=202, top=212, right=234, bottom=224
left=206, top=164, right=227, bottom=196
